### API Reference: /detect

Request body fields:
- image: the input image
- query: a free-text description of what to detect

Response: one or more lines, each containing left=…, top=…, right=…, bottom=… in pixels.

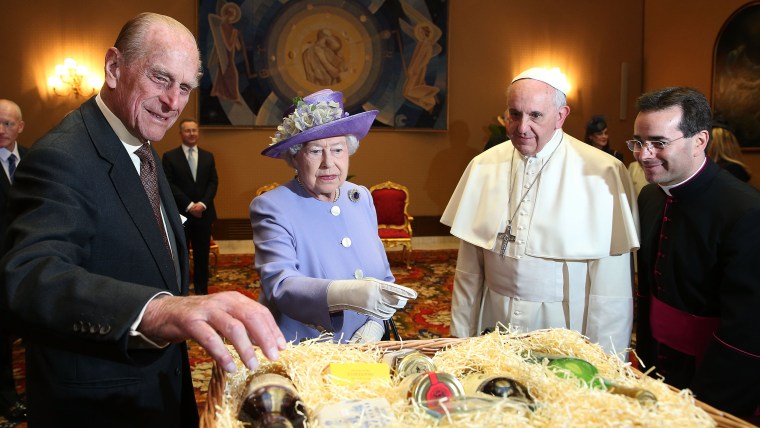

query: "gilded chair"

left=255, top=182, right=280, bottom=197
left=370, top=181, right=414, bottom=268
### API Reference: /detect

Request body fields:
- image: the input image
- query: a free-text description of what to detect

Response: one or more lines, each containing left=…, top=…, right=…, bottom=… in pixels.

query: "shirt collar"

left=518, top=128, right=563, bottom=161
left=95, top=93, right=146, bottom=148
left=659, top=158, right=707, bottom=196
left=0, top=144, right=20, bottom=161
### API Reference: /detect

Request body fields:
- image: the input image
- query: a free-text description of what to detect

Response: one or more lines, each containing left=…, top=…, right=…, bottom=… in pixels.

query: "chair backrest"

left=255, top=182, right=280, bottom=196
left=370, top=181, right=411, bottom=228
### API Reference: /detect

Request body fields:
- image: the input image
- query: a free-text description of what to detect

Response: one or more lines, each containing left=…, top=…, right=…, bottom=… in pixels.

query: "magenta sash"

left=650, top=295, right=720, bottom=361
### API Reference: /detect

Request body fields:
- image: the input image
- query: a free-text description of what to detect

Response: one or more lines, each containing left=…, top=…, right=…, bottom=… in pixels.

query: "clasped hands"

left=187, top=202, right=205, bottom=218
left=327, top=277, right=418, bottom=319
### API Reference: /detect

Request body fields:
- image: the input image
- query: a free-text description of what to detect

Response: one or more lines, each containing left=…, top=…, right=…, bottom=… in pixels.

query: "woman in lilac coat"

left=250, top=89, right=416, bottom=344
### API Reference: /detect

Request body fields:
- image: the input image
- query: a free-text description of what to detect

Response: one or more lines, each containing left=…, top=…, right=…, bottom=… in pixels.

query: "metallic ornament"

left=348, top=188, right=361, bottom=202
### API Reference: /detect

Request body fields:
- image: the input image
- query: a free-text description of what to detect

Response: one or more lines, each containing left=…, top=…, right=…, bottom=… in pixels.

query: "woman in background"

left=250, top=89, right=416, bottom=344
left=584, top=115, right=624, bottom=162
left=709, top=120, right=751, bottom=182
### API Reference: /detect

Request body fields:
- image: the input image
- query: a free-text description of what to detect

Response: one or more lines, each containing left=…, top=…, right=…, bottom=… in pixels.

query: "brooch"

left=348, top=188, right=361, bottom=203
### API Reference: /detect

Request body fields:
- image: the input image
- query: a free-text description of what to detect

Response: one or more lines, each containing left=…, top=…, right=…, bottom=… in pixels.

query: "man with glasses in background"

left=632, top=87, right=760, bottom=422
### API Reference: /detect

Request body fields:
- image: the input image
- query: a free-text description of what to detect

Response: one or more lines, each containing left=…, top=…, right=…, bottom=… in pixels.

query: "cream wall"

left=3, top=1, right=645, bottom=219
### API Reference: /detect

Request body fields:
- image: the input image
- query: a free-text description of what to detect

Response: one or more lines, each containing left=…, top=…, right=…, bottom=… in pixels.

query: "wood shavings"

left=208, top=330, right=725, bottom=427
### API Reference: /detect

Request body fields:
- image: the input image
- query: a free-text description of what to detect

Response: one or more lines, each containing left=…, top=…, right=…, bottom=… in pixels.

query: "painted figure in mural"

left=208, top=1, right=244, bottom=103
left=399, top=1, right=442, bottom=112
left=302, top=29, right=347, bottom=86
left=714, top=5, right=760, bottom=147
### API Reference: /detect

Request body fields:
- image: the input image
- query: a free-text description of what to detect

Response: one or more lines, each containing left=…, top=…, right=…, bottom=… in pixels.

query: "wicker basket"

left=201, top=337, right=756, bottom=428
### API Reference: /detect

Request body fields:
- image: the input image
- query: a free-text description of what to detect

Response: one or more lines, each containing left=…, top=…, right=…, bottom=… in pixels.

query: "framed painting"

left=197, top=0, right=449, bottom=130
left=712, top=2, right=760, bottom=148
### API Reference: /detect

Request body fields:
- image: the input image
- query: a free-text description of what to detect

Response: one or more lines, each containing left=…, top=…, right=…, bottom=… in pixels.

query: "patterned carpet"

left=190, top=249, right=458, bottom=413
left=4, top=249, right=457, bottom=423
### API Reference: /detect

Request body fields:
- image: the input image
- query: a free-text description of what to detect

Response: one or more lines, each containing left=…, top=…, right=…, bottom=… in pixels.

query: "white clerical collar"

left=659, top=158, right=707, bottom=196
left=518, top=129, right=563, bottom=161
left=95, top=94, right=147, bottom=147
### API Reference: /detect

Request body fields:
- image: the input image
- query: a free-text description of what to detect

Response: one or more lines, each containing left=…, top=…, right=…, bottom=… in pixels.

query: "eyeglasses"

left=0, top=120, right=17, bottom=128
left=625, top=135, right=686, bottom=152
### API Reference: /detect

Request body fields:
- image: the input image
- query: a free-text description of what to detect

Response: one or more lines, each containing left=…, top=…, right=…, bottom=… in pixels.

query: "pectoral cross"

left=497, top=223, right=516, bottom=257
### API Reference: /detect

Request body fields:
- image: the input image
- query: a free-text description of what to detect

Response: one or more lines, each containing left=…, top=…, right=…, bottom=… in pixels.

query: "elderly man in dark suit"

left=163, top=118, right=218, bottom=295
left=0, top=13, right=285, bottom=427
left=0, top=99, right=28, bottom=427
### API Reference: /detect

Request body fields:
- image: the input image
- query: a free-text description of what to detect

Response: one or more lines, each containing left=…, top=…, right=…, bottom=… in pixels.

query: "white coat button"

left=341, top=237, right=352, bottom=247
left=354, top=269, right=364, bottom=279
left=331, top=206, right=341, bottom=216
left=514, top=310, right=522, bottom=316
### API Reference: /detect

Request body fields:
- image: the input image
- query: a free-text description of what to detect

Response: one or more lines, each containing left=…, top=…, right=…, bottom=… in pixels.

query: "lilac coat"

left=250, top=179, right=393, bottom=343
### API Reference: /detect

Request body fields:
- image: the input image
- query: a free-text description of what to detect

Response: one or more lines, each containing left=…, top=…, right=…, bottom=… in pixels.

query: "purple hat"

left=262, top=89, right=379, bottom=158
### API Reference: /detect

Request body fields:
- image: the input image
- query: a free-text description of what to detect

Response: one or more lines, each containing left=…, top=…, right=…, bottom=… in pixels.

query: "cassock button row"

left=354, top=269, right=364, bottom=279
left=341, top=237, right=352, bottom=247
left=331, top=206, right=341, bottom=216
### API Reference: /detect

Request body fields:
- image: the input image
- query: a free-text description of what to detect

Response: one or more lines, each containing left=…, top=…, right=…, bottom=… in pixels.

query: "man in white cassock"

left=441, top=68, right=639, bottom=355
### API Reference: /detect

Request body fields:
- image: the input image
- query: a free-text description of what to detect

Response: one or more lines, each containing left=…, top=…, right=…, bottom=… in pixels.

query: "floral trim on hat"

left=270, top=97, right=348, bottom=145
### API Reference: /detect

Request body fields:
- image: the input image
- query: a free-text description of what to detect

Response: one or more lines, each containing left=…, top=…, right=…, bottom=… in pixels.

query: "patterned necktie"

left=188, top=147, right=197, bottom=181
left=135, top=143, right=172, bottom=258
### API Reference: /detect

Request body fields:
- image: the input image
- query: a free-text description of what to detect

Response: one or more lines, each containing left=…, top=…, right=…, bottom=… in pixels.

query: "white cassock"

left=441, top=129, right=640, bottom=355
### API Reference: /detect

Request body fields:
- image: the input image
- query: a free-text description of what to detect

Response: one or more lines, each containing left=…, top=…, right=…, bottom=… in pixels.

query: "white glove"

left=348, top=320, right=386, bottom=344
left=327, top=278, right=417, bottom=320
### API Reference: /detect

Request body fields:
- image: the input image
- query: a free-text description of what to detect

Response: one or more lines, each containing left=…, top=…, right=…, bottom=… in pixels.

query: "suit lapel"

left=170, top=147, right=195, bottom=183
left=80, top=98, right=187, bottom=292
left=0, top=146, right=25, bottom=190
left=0, top=171, right=9, bottom=190
left=156, top=154, right=190, bottom=294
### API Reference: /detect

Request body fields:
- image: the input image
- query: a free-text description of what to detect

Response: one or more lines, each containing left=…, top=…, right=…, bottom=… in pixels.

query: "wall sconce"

left=546, top=67, right=571, bottom=94
left=48, top=58, right=103, bottom=98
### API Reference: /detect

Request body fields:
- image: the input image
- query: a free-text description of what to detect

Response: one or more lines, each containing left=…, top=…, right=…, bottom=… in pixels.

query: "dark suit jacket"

left=162, top=145, right=217, bottom=226
left=0, top=144, right=28, bottom=406
left=0, top=144, right=29, bottom=250
left=0, top=97, right=198, bottom=427
left=636, top=160, right=760, bottom=417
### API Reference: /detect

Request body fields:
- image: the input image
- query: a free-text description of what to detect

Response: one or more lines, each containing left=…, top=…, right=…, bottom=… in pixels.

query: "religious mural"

left=197, top=0, right=449, bottom=130
left=713, top=2, right=760, bottom=147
